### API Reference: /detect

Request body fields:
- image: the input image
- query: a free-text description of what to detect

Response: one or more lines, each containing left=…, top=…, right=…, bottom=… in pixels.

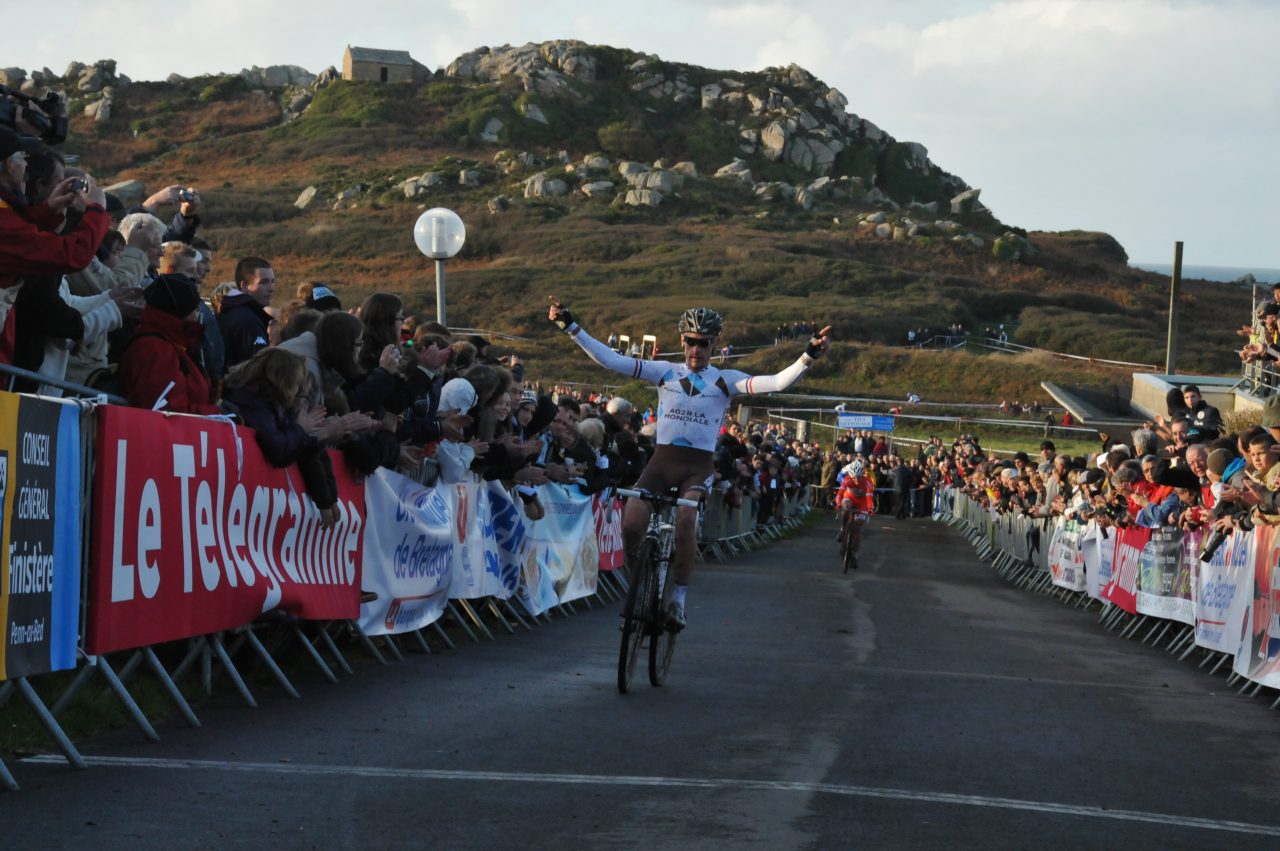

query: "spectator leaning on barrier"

left=218, top=257, right=275, bottom=368
left=118, top=274, right=222, bottom=415
left=223, top=347, right=341, bottom=525
left=158, top=240, right=225, bottom=386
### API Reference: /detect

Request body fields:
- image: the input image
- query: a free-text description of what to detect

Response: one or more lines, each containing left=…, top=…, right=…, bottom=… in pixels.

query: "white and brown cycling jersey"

left=566, top=323, right=814, bottom=453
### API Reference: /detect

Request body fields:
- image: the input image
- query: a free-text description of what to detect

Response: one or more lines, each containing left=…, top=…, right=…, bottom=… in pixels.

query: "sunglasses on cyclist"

left=682, top=336, right=713, bottom=349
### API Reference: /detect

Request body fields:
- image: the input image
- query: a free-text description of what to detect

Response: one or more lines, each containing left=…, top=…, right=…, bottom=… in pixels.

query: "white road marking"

left=21, top=754, right=1280, bottom=837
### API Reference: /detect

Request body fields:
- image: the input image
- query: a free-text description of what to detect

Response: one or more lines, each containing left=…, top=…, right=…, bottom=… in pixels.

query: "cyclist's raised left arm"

left=727, top=325, right=831, bottom=395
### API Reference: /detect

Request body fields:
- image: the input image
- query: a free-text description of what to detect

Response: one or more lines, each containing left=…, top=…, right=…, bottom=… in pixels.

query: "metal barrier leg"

left=407, top=629, right=433, bottom=654
left=16, top=678, right=85, bottom=769
left=319, top=624, right=355, bottom=674
left=210, top=633, right=258, bottom=708
left=447, top=602, right=482, bottom=643
left=456, top=600, right=496, bottom=640
left=352, top=623, right=388, bottom=665
left=484, top=599, right=516, bottom=634
left=501, top=599, right=532, bottom=632
left=431, top=621, right=457, bottom=649
left=0, top=755, right=17, bottom=791
left=142, top=646, right=202, bottom=726
left=242, top=627, right=301, bottom=698
left=96, top=656, right=161, bottom=741
left=289, top=624, right=339, bottom=683
left=50, top=660, right=97, bottom=717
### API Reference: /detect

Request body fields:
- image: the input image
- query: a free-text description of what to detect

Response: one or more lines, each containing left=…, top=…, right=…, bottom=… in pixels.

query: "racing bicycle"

left=615, top=487, right=701, bottom=694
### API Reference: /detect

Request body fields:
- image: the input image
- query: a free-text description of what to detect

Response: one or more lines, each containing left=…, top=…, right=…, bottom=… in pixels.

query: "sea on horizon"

left=1132, top=262, right=1280, bottom=284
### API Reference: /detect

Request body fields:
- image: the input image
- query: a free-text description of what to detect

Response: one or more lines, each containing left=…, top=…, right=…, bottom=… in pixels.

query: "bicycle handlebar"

left=615, top=487, right=702, bottom=510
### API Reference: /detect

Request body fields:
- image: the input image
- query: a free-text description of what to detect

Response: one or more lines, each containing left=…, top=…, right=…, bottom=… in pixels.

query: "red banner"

left=86, top=406, right=364, bottom=654
left=1102, top=525, right=1150, bottom=614
left=594, top=494, right=625, bottom=571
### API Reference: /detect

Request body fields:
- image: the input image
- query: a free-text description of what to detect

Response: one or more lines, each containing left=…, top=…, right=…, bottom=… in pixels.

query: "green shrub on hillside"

left=198, top=75, right=249, bottom=103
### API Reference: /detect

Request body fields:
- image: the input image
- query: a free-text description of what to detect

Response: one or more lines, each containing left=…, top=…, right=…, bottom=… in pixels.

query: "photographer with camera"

left=0, top=128, right=113, bottom=367
left=138, top=183, right=202, bottom=244
left=10, top=143, right=144, bottom=393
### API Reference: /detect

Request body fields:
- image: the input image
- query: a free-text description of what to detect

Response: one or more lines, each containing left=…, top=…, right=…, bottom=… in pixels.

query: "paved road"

left=5, top=512, right=1280, bottom=849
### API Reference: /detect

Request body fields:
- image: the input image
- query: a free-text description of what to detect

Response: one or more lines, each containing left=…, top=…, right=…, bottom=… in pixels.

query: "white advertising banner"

left=522, top=482, right=599, bottom=614
left=1081, top=523, right=1115, bottom=602
left=1195, top=528, right=1252, bottom=654
left=358, top=469, right=453, bottom=635
left=1048, top=520, right=1087, bottom=592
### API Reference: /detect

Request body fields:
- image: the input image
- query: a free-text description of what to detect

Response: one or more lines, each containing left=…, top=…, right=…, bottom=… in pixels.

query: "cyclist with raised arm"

left=548, top=298, right=831, bottom=629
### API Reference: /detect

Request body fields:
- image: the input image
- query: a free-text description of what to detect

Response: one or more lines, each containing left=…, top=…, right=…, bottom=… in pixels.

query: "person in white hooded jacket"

left=437, top=377, right=482, bottom=484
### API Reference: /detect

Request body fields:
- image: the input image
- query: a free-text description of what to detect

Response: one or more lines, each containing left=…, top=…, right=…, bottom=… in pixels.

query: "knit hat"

left=1156, top=461, right=1201, bottom=491
left=144, top=274, right=202, bottom=318
left=1207, top=448, right=1233, bottom=478
left=305, top=285, right=341, bottom=312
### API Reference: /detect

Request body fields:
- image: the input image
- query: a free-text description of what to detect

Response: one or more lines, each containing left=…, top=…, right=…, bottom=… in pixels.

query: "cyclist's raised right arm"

left=550, top=300, right=667, bottom=382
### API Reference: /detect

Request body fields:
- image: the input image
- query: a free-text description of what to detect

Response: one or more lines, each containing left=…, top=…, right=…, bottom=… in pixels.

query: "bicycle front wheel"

left=648, top=560, right=678, bottom=687
left=618, top=539, right=658, bottom=694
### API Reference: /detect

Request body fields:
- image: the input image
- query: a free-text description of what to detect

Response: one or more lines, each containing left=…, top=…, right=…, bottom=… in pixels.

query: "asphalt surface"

left=4, top=511, right=1280, bottom=849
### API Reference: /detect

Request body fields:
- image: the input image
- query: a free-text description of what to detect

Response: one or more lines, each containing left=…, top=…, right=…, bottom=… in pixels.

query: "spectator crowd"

left=0, top=124, right=824, bottom=530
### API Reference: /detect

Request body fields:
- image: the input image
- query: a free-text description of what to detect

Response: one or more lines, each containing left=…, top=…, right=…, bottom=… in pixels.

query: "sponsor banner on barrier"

left=1233, top=525, right=1280, bottom=688
left=595, top=494, right=625, bottom=572
left=86, top=405, right=365, bottom=655
left=1196, top=527, right=1252, bottom=654
left=1136, top=527, right=1195, bottom=625
left=358, top=469, right=453, bottom=636
left=0, top=392, right=81, bottom=681
left=1081, top=523, right=1115, bottom=602
left=1048, top=520, right=1087, bottom=592
left=1103, top=526, right=1148, bottom=614
left=519, top=482, right=599, bottom=616
left=446, top=477, right=520, bottom=600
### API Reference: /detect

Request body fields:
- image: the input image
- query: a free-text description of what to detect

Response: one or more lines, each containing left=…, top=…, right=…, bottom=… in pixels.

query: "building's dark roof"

left=345, top=46, right=413, bottom=66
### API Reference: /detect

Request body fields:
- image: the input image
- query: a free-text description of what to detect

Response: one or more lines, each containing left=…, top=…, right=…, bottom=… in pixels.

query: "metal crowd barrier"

left=0, top=388, right=814, bottom=791
left=697, top=486, right=811, bottom=563
left=932, top=487, right=1280, bottom=708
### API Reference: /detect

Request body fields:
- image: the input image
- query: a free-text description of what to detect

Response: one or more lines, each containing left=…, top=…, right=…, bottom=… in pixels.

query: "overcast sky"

left=10, top=0, right=1277, bottom=267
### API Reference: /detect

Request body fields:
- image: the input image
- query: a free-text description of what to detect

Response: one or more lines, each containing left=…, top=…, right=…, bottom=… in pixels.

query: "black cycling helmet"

left=678, top=307, right=723, bottom=337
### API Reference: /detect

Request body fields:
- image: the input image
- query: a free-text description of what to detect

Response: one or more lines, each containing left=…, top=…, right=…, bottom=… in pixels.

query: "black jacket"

left=217, top=292, right=271, bottom=368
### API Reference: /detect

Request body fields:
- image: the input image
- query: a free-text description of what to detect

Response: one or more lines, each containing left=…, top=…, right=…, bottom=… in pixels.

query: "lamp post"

left=413, top=207, right=466, bottom=326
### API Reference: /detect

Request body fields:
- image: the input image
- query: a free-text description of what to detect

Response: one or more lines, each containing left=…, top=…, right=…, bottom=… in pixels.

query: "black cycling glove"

left=552, top=305, right=575, bottom=332
left=805, top=333, right=827, bottom=359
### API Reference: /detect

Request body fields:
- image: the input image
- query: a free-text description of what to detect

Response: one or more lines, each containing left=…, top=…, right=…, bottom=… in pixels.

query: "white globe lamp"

left=413, top=208, right=466, bottom=324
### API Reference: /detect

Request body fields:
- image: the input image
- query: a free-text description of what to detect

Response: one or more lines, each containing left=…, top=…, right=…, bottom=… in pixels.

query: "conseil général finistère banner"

left=0, top=391, right=80, bottom=681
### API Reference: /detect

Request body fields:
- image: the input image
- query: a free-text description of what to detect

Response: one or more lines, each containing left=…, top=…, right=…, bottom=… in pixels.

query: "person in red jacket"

left=118, top=275, right=222, bottom=415
left=0, top=128, right=111, bottom=364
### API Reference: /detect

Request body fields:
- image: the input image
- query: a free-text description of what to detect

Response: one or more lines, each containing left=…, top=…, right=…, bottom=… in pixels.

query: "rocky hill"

left=0, top=43, right=1248, bottom=396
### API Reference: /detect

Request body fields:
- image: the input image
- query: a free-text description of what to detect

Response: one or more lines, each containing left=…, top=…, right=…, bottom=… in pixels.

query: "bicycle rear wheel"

left=648, top=559, right=678, bottom=686
left=618, top=539, right=658, bottom=694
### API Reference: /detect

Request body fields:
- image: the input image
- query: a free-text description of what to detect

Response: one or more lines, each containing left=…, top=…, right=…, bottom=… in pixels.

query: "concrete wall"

left=1131, top=373, right=1250, bottom=419
left=342, top=55, right=413, bottom=83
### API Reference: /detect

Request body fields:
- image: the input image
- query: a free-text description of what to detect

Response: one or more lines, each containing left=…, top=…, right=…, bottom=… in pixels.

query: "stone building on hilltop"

left=342, top=46, right=430, bottom=83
